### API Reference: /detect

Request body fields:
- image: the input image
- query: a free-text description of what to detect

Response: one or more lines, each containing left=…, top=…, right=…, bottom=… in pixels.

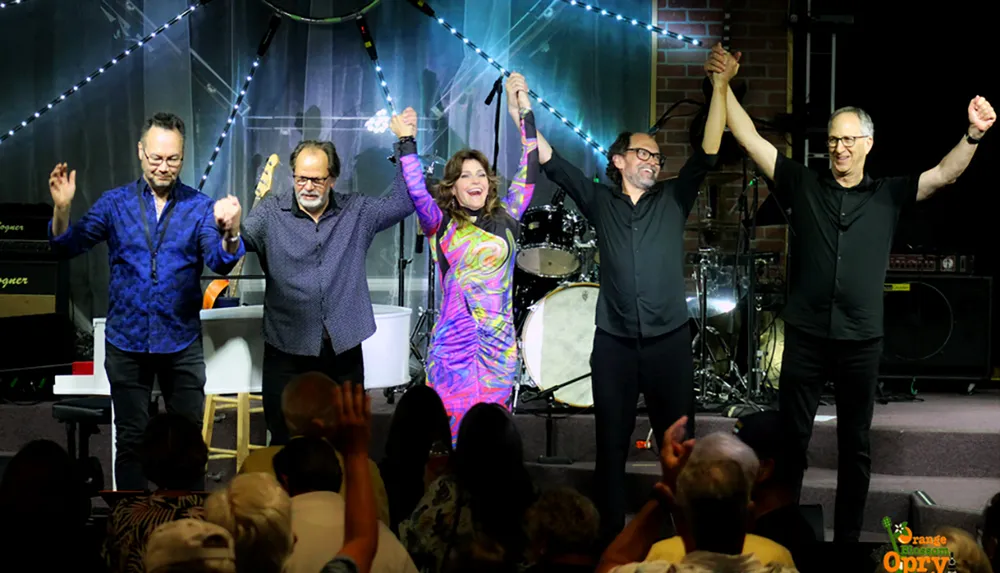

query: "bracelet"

left=398, top=135, right=416, bottom=144
left=225, top=233, right=241, bottom=243
left=966, top=132, right=981, bottom=145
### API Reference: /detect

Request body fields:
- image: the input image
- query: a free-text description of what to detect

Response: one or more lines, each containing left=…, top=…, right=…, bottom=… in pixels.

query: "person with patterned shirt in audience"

left=47, top=112, right=244, bottom=491
left=240, top=139, right=413, bottom=445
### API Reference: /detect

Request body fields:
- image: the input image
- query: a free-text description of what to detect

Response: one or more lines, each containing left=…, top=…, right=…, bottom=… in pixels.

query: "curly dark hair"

left=140, top=413, right=208, bottom=491
left=604, top=131, right=635, bottom=187
left=434, top=149, right=504, bottom=225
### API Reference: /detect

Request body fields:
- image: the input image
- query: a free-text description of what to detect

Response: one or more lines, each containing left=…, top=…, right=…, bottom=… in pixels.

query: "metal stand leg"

left=537, top=396, right=572, bottom=465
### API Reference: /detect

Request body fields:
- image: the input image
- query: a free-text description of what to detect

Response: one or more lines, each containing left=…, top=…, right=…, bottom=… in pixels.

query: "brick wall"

left=654, top=0, right=790, bottom=263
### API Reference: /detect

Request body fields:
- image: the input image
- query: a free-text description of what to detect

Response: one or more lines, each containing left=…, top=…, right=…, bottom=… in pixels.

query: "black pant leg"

left=319, top=341, right=365, bottom=387
left=830, top=336, right=882, bottom=542
left=157, top=337, right=208, bottom=490
left=777, top=325, right=831, bottom=502
left=105, top=342, right=155, bottom=491
left=590, top=328, right=641, bottom=541
left=638, top=324, right=696, bottom=449
left=262, top=342, right=319, bottom=445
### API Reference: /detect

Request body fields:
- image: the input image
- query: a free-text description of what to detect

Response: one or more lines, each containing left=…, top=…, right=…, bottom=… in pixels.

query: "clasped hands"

left=213, top=195, right=241, bottom=237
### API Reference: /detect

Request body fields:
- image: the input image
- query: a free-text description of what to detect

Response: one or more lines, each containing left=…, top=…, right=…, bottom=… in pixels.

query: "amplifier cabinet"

left=0, top=259, right=69, bottom=318
left=880, top=274, right=991, bottom=380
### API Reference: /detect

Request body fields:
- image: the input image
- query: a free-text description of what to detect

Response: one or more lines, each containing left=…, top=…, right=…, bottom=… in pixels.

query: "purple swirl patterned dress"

left=399, top=110, right=538, bottom=442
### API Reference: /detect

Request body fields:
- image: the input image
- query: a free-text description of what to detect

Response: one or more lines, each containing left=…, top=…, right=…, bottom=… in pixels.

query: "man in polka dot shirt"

left=242, top=140, right=414, bottom=444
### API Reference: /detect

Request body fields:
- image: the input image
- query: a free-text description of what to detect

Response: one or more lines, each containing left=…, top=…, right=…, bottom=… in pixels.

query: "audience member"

left=379, top=384, right=453, bottom=533
left=443, top=533, right=520, bottom=573
left=645, top=432, right=796, bottom=568
left=984, top=492, right=1000, bottom=573
left=0, top=439, right=96, bottom=569
left=597, top=420, right=799, bottom=573
left=203, top=472, right=295, bottom=573
left=936, top=526, right=994, bottom=573
left=104, top=412, right=209, bottom=572
left=144, top=518, right=237, bottom=573
left=400, top=402, right=537, bottom=572
left=274, top=436, right=417, bottom=573
left=524, top=486, right=601, bottom=572
left=733, top=410, right=818, bottom=562
left=239, top=371, right=390, bottom=524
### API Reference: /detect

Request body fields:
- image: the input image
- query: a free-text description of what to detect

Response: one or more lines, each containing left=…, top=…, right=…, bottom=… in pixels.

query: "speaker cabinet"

left=880, top=275, right=992, bottom=379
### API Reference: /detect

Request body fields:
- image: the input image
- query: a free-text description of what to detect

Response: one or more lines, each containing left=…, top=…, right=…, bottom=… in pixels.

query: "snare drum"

left=517, top=206, right=582, bottom=278
left=519, top=282, right=599, bottom=407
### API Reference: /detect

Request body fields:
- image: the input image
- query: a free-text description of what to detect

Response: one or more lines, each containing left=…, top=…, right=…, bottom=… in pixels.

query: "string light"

left=0, top=0, right=27, bottom=8
left=0, top=2, right=212, bottom=146
left=198, top=14, right=281, bottom=190
left=404, top=0, right=607, bottom=156
left=557, top=0, right=701, bottom=46
left=355, top=16, right=396, bottom=115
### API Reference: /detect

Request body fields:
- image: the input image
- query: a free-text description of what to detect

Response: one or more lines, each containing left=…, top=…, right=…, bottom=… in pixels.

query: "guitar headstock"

left=254, top=154, right=280, bottom=201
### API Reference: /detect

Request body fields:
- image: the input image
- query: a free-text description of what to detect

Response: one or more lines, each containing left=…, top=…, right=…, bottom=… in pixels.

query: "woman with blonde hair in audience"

left=203, top=472, right=295, bottom=573
left=935, top=526, right=995, bottom=573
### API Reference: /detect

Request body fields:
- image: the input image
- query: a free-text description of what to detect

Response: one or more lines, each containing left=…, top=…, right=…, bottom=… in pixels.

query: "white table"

left=54, top=304, right=412, bottom=488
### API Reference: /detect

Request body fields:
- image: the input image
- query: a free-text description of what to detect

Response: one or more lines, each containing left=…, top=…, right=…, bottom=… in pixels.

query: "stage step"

left=513, top=391, right=1000, bottom=478
left=525, top=461, right=999, bottom=537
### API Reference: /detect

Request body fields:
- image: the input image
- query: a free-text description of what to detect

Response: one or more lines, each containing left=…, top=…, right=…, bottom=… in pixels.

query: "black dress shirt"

left=771, top=154, right=918, bottom=341
left=242, top=161, right=414, bottom=357
left=540, top=149, right=716, bottom=339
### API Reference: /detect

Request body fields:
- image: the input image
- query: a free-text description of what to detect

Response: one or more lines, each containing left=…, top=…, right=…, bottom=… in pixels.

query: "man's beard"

left=297, top=189, right=328, bottom=212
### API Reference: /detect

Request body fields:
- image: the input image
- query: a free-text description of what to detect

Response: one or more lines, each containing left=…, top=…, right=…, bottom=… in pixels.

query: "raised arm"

left=705, top=44, right=778, bottom=180
left=199, top=197, right=245, bottom=275
left=391, top=108, right=443, bottom=236
left=47, top=163, right=111, bottom=257
left=502, top=73, right=538, bottom=220
left=917, top=96, right=994, bottom=201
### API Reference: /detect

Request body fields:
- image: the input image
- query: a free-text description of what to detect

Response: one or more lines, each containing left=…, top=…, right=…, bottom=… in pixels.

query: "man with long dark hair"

left=48, top=112, right=244, bottom=490
left=524, top=53, right=734, bottom=541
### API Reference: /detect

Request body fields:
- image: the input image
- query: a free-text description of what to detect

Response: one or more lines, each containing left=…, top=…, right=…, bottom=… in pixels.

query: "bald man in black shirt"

left=707, top=44, right=995, bottom=541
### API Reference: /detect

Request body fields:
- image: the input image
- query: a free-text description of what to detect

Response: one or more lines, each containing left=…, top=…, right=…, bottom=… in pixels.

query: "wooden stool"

left=202, top=393, right=266, bottom=469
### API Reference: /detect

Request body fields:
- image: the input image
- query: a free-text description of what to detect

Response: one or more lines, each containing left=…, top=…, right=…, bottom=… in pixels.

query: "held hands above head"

left=505, top=72, right=533, bottom=120
left=213, top=195, right=242, bottom=236
left=968, top=96, right=996, bottom=139
left=49, top=163, right=77, bottom=210
left=390, top=107, right=418, bottom=140
left=705, top=42, right=741, bottom=85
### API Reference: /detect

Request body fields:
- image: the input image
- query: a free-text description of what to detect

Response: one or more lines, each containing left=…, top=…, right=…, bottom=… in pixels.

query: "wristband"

left=966, top=133, right=981, bottom=145
left=225, top=233, right=241, bottom=244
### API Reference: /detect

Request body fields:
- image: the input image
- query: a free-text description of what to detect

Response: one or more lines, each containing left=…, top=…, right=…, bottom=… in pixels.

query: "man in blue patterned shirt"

left=241, top=140, right=414, bottom=444
left=48, top=112, right=245, bottom=490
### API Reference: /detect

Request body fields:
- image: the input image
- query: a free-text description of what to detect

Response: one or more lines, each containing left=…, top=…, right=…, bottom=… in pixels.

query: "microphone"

left=484, top=75, right=504, bottom=105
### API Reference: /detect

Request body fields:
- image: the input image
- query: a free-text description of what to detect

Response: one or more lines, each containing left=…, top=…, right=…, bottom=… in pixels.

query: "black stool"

left=52, top=397, right=112, bottom=494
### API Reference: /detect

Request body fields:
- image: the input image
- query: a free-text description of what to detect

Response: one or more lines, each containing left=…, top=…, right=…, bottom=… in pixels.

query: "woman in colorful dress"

left=391, top=72, right=538, bottom=442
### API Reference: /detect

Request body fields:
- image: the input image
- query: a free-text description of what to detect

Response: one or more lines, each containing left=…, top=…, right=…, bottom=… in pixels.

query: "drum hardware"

left=516, top=202, right=586, bottom=279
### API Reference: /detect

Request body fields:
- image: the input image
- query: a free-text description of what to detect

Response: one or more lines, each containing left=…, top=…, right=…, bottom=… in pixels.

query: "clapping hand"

left=49, top=163, right=77, bottom=209
left=659, top=416, right=695, bottom=493
left=968, top=96, right=996, bottom=138
left=390, top=107, right=418, bottom=139
left=213, top=195, right=241, bottom=235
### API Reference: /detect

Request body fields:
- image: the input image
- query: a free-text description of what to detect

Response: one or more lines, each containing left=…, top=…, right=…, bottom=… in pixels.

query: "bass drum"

left=519, top=282, right=599, bottom=407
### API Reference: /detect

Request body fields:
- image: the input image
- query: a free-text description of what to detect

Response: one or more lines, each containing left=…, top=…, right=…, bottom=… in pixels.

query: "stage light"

left=197, top=14, right=281, bottom=190
left=406, top=1, right=607, bottom=156
left=0, top=2, right=206, bottom=146
left=366, top=109, right=391, bottom=134
left=556, top=0, right=700, bottom=46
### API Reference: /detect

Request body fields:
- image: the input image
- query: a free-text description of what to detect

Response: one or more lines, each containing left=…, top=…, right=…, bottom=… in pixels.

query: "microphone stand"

left=484, top=75, right=504, bottom=173
left=522, top=372, right=590, bottom=466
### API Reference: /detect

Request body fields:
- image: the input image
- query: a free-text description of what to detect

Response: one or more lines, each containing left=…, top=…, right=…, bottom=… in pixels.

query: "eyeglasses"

left=140, top=148, right=182, bottom=168
left=626, top=148, right=666, bottom=167
left=827, top=135, right=870, bottom=148
left=293, top=175, right=329, bottom=188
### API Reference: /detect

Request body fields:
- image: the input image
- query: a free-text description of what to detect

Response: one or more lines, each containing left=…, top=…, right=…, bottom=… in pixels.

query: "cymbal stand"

left=692, top=253, right=746, bottom=406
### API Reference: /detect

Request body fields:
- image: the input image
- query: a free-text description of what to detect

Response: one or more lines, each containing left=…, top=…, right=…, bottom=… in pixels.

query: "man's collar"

left=286, top=190, right=338, bottom=218
left=136, top=176, right=179, bottom=199
left=823, top=169, right=874, bottom=190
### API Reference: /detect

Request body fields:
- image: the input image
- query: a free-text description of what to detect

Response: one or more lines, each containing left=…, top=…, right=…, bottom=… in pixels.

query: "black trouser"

left=591, top=324, right=695, bottom=540
left=778, top=324, right=882, bottom=542
left=261, top=339, right=365, bottom=445
left=104, top=338, right=206, bottom=491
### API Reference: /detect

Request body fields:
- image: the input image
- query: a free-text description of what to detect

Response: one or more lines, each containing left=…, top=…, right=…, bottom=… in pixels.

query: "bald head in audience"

left=686, top=432, right=760, bottom=488
left=282, top=371, right=340, bottom=438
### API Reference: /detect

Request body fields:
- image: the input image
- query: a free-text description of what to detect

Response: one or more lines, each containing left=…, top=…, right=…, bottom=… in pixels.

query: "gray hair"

left=829, top=106, right=874, bottom=138
left=686, top=432, right=760, bottom=489
left=290, top=140, right=341, bottom=179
